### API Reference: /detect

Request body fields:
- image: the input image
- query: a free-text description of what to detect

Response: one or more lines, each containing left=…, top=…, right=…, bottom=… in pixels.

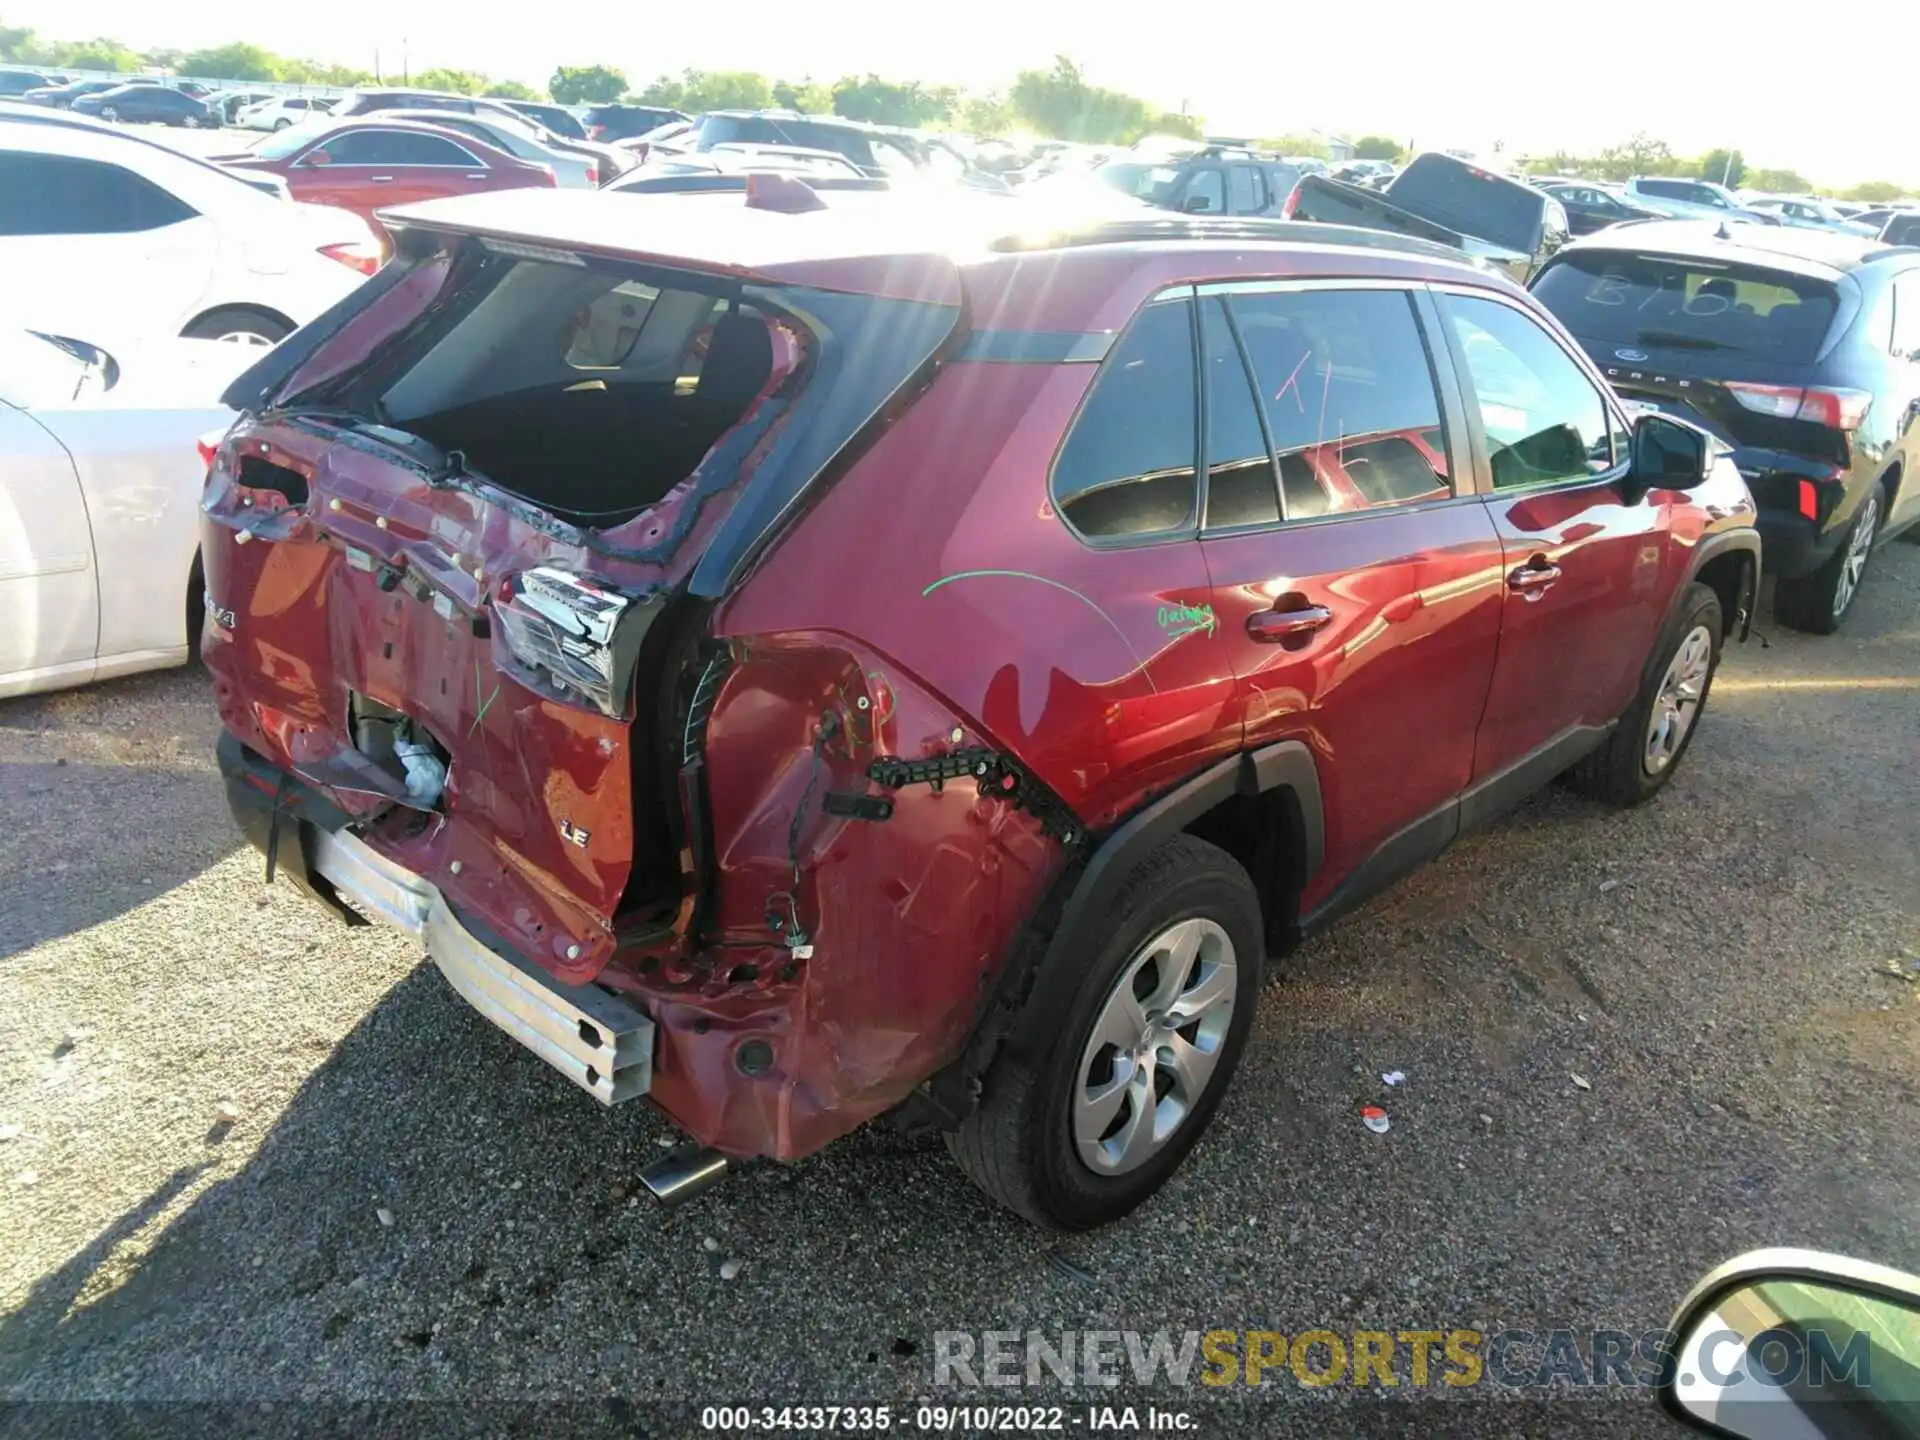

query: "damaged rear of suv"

left=207, top=189, right=1756, bottom=1229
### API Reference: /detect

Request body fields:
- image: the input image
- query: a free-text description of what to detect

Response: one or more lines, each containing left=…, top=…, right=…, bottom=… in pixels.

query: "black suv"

left=1533, top=221, right=1920, bottom=631
left=1092, top=145, right=1304, bottom=218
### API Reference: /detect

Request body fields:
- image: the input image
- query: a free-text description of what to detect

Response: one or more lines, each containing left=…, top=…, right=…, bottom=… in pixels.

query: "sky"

left=11, top=0, right=1918, bottom=186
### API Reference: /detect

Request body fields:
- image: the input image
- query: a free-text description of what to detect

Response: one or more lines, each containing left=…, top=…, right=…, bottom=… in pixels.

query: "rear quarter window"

left=1531, top=252, right=1839, bottom=363
left=1051, top=298, right=1198, bottom=539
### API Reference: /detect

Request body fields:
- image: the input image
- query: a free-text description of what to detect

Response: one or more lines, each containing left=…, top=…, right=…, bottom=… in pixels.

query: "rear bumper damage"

left=221, top=737, right=654, bottom=1106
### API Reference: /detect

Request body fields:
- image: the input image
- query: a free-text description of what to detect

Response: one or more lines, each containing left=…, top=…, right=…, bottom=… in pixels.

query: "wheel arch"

left=911, top=741, right=1325, bottom=1128
left=1873, top=459, right=1902, bottom=528
left=184, top=548, right=204, bottom=658
left=180, top=303, right=296, bottom=343
left=1687, top=529, right=1761, bottom=641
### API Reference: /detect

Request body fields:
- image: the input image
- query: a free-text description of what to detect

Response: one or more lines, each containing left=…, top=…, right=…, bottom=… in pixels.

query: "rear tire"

left=182, top=307, right=290, bottom=346
left=946, top=834, right=1262, bottom=1230
left=272, top=118, right=291, bottom=131
left=1776, top=484, right=1882, bottom=634
left=1569, top=581, right=1722, bottom=807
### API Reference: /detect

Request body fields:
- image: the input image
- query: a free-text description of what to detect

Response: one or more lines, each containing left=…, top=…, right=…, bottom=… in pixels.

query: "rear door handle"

left=1507, top=560, right=1563, bottom=593
left=367, top=175, right=395, bottom=183
left=1246, top=604, right=1333, bottom=642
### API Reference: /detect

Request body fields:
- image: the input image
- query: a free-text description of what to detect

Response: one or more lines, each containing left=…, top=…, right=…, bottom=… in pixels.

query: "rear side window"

left=1441, top=293, right=1623, bottom=490
left=1229, top=287, right=1451, bottom=515
left=1052, top=297, right=1198, bottom=539
left=1531, top=251, right=1839, bottom=363
left=565, top=280, right=663, bottom=369
left=0, top=152, right=196, bottom=236
left=1227, top=165, right=1266, bottom=214
left=1199, top=297, right=1278, bottom=528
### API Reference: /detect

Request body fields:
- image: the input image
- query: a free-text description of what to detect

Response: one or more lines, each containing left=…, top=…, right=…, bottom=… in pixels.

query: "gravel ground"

left=2, top=549, right=1916, bottom=1438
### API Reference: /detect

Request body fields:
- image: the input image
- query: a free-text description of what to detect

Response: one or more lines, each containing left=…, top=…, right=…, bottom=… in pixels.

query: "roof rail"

left=989, top=216, right=1493, bottom=268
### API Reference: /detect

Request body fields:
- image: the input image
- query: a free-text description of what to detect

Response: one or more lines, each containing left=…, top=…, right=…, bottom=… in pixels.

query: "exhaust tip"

left=639, top=1147, right=728, bottom=1206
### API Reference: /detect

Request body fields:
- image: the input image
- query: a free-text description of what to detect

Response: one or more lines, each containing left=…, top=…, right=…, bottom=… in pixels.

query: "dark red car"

left=202, top=190, right=1759, bottom=1228
left=217, top=118, right=554, bottom=233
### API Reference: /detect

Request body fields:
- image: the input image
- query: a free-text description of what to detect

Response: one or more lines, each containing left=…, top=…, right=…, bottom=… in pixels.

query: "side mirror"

left=1661, top=1249, right=1920, bottom=1440
left=1630, top=411, right=1710, bottom=489
left=303, top=150, right=332, bottom=168
left=1184, top=194, right=1215, bottom=214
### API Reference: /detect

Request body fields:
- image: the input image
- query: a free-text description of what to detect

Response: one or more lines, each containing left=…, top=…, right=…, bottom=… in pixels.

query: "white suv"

left=0, top=115, right=382, bottom=345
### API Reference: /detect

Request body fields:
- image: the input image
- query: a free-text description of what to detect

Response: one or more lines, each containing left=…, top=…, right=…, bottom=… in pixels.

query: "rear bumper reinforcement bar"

left=308, top=827, right=655, bottom=1105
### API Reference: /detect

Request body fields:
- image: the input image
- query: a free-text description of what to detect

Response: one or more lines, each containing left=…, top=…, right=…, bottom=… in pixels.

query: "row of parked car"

left=3, top=90, right=1917, bottom=1231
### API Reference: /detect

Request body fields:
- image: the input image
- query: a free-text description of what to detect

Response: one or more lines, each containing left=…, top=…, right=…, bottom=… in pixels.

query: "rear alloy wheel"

left=272, top=118, right=291, bottom=131
left=1776, top=486, right=1881, bottom=634
left=946, top=834, right=1262, bottom=1230
left=1569, top=581, right=1723, bottom=807
left=182, top=308, right=290, bottom=347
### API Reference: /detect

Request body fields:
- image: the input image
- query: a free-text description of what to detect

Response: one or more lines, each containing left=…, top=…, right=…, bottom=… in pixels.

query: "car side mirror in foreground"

left=1661, top=1249, right=1920, bottom=1440
left=1631, top=411, right=1710, bottom=490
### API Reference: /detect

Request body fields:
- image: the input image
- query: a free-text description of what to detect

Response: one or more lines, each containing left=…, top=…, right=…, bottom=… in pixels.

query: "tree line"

left=4, top=23, right=1911, bottom=195
left=1520, top=131, right=1908, bottom=203
left=0, top=25, right=1202, bottom=144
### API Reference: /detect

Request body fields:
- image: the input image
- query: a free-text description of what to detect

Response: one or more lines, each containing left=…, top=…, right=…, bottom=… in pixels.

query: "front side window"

left=1230, top=287, right=1451, bottom=516
left=1052, top=297, right=1198, bottom=539
left=1440, top=293, right=1622, bottom=490
left=1181, top=168, right=1226, bottom=215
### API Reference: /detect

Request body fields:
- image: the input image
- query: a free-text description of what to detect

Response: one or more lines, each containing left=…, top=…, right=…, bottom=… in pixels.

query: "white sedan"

left=0, top=113, right=381, bottom=346
left=0, top=328, right=244, bottom=700
left=234, top=96, right=335, bottom=132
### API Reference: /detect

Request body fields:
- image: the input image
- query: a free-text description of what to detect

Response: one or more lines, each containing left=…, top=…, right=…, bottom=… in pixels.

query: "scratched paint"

left=920, top=568, right=1156, bottom=692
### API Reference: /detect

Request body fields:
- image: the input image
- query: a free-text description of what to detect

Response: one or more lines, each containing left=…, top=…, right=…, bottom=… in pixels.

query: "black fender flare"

left=909, top=739, right=1324, bottom=1125
left=1682, top=526, right=1762, bottom=640
left=1002, top=740, right=1322, bottom=1066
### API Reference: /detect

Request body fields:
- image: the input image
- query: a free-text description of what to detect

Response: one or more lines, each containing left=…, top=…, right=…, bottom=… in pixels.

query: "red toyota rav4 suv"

left=202, top=187, right=1759, bottom=1229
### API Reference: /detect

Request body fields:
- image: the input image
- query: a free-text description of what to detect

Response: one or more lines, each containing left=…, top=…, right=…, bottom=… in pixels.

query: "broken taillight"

left=494, top=567, right=664, bottom=719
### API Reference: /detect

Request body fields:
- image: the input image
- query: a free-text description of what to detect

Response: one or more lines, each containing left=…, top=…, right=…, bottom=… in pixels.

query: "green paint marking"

left=470, top=659, right=501, bottom=737
left=1155, top=602, right=1217, bottom=640
left=920, top=568, right=1157, bottom=692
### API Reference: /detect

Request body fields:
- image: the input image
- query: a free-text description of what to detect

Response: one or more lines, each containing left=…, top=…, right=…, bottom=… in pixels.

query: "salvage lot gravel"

left=2, top=550, right=1917, bottom=1434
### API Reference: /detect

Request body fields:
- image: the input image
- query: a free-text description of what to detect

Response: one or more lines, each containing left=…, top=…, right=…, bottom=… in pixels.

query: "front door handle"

left=1507, top=560, right=1562, bottom=594
left=1246, top=604, right=1333, bottom=642
left=367, top=175, right=395, bottom=183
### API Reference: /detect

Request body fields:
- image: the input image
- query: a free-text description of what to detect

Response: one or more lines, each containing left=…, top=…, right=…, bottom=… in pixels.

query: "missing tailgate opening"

left=348, top=693, right=449, bottom=808
left=365, top=258, right=790, bottom=529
